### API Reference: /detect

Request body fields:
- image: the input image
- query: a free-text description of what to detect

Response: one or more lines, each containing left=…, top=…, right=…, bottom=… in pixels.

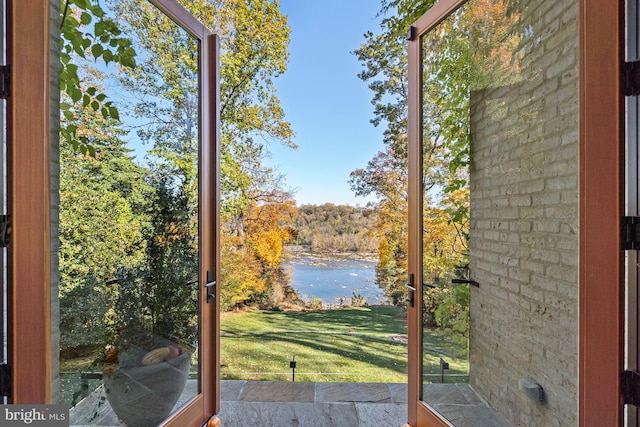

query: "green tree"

left=137, top=174, right=199, bottom=349
left=62, top=0, right=296, bottom=316
left=59, top=125, right=152, bottom=351
left=60, top=0, right=137, bottom=156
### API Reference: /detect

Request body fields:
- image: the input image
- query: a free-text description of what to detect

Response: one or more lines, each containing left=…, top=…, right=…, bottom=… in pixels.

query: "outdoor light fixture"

left=519, top=377, right=545, bottom=403
left=290, top=356, right=297, bottom=382
left=439, top=358, right=449, bottom=383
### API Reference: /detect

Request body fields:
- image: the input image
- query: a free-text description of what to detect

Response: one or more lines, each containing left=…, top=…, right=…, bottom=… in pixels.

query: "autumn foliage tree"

left=220, top=198, right=297, bottom=309
left=292, top=204, right=378, bottom=253
left=245, top=200, right=297, bottom=269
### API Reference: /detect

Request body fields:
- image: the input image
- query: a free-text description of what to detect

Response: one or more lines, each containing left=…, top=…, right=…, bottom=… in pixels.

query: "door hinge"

left=624, top=60, right=640, bottom=96
left=0, top=215, right=10, bottom=248
left=622, top=216, right=640, bottom=250
left=0, top=65, right=9, bottom=99
left=622, top=370, right=640, bottom=406
left=406, top=26, right=416, bottom=41
left=0, top=364, right=11, bottom=398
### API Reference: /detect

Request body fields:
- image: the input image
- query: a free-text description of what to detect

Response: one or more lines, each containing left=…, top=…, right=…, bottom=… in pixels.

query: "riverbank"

left=284, top=245, right=378, bottom=262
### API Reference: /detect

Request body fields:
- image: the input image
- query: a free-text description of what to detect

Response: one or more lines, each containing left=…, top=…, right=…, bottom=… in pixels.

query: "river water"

left=283, top=254, right=388, bottom=306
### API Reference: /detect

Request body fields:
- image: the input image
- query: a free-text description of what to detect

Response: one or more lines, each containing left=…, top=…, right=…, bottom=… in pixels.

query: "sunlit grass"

left=221, top=332, right=407, bottom=382
left=221, top=306, right=469, bottom=383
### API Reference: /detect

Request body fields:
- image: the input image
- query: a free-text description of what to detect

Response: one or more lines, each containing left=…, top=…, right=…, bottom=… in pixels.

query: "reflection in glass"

left=419, top=0, right=526, bottom=421
left=420, top=3, right=472, bottom=404
left=59, top=1, right=201, bottom=425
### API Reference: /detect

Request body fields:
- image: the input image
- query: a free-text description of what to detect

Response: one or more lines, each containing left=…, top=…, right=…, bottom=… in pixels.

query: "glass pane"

left=58, top=2, right=202, bottom=425
left=417, top=0, right=582, bottom=423
left=421, top=1, right=551, bottom=424
left=420, top=2, right=471, bottom=408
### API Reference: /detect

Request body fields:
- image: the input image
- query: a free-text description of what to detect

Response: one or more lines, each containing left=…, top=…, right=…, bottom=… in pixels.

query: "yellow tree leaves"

left=220, top=234, right=268, bottom=310
left=221, top=199, right=297, bottom=308
left=251, top=229, right=286, bottom=270
left=245, top=200, right=297, bottom=270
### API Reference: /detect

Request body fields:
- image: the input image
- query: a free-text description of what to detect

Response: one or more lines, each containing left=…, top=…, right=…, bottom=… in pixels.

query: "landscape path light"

left=290, top=355, right=297, bottom=382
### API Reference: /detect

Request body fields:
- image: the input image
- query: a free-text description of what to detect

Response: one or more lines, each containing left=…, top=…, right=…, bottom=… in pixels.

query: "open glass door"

left=407, top=0, right=555, bottom=425
left=58, top=1, right=219, bottom=425
left=407, top=2, right=471, bottom=425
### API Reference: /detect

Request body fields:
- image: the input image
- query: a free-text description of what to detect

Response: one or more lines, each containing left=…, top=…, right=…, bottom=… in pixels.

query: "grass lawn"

left=58, top=306, right=468, bottom=407
left=221, top=305, right=468, bottom=383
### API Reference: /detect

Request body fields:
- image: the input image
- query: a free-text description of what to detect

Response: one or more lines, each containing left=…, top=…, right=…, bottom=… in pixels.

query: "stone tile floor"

left=70, top=380, right=507, bottom=427
left=218, top=381, right=407, bottom=427
left=219, top=381, right=506, bottom=427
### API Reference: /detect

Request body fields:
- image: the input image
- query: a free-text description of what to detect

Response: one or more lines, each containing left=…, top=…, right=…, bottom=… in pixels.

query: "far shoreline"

left=284, top=245, right=378, bottom=262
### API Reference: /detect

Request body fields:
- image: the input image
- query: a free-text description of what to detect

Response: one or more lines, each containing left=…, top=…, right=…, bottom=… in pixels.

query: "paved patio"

left=218, top=380, right=407, bottom=427
left=218, top=381, right=506, bottom=427
left=70, top=380, right=506, bottom=426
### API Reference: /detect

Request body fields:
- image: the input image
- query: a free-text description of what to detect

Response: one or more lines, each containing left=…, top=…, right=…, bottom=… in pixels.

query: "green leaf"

left=103, top=50, right=113, bottom=64
left=74, top=0, right=89, bottom=9
left=90, top=5, right=105, bottom=18
left=60, top=51, right=71, bottom=64
left=63, top=110, right=75, bottom=121
left=66, top=63, right=78, bottom=75
left=70, top=88, right=82, bottom=103
left=120, top=54, right=135, bottom=69
left=91, top=44, right=103, bottom=58
left=94, top=20, right=107, bottom=37
left=80, top=12, right=92, bottom=25
left=108, top=106, right=120, bottom=121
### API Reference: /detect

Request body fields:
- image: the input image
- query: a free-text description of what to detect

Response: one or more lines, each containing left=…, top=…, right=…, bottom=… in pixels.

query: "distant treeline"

left=290, top=203, right=378, bottom=253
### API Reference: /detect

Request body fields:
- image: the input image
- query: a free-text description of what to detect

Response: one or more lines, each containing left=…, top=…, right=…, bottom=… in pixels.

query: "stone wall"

left=468, top=0, right=579, bottom=425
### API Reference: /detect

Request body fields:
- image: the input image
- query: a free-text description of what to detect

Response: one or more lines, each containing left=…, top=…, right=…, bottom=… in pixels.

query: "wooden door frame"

left=10, top=2, right=220, bottom=425
left=579, top=0, right=625, bottom=425
left=8, top=0, right=52, bottom=403
left=407, top=0, right=626, bottom=426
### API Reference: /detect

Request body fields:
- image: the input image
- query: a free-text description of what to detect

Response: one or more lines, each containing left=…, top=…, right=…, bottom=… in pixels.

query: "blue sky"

left=265, top=1, right=385, bottom=207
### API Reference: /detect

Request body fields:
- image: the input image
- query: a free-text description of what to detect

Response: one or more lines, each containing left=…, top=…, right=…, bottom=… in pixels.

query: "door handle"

left=406, top=284, right=416, bottom=307
left=452, top=278, right=479, bottom=287
left=406, top=273, right=416, bottom=307
left=406, top=273, right=436, bottom=307
left=205, top=270, right=216, bottom=303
